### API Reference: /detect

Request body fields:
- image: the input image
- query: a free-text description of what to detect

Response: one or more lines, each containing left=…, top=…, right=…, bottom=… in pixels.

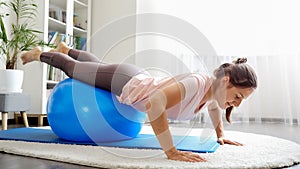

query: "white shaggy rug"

left=0, top=126, right=299, bottom=169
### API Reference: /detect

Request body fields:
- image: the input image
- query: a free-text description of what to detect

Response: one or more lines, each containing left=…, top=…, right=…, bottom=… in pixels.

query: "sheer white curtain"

left=136, top=0, right=300, bottom=125
left=231, top=55, right=300, bottom=125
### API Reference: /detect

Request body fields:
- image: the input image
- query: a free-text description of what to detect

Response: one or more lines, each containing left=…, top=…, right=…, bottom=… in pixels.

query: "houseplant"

left=0, top=0, right=44, bottom=93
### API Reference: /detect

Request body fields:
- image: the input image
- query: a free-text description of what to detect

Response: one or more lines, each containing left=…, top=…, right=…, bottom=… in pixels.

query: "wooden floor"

left=0, top=121, right=299, bottom=169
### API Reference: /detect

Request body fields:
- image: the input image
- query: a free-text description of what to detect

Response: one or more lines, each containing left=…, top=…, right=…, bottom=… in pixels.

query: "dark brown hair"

left=213, top=57, right=258, bottom=123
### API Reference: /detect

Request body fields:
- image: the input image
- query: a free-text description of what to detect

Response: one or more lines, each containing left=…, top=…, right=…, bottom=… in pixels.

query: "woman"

left=21, top=42, right=257, bottom=162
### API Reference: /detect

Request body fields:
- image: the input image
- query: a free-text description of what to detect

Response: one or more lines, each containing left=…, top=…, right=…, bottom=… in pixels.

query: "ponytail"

left=226, top=106, right=234, bottom=123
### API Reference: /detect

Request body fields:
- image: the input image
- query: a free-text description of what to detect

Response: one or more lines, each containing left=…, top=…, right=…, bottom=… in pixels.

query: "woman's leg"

left=52, top=42, right=103, bottom=63
left=68, top=48, right=103, bottom=63
left=21, top=47, right=143, bottom=96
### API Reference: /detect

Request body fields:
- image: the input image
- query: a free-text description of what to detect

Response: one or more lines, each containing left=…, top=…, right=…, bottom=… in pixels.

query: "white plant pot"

left=0, top=60, right=5, bottom=70
left=0, top=69, right=24, bottom=93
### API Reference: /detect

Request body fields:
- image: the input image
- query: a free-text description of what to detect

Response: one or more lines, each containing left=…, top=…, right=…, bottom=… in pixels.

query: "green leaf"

left=0, top=16, right=8, bottom=43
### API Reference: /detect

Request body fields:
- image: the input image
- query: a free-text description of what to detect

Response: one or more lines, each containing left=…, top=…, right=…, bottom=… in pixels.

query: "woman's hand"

left=218, top=137, right=244, bottom=146
left=165, top=147, right=207, bottom=162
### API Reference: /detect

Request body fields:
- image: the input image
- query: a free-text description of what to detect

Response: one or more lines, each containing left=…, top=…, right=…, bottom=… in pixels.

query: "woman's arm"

left=146, top=82, right=206, bottom=162
left=208, top=102, right=243, bottom=146
left=208, top=102, right=225, bottom=139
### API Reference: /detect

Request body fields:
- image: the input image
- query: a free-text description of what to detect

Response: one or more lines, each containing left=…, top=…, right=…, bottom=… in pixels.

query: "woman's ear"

left=220, top=76, right=232, bottom=89
left=221, top=76, right=230, bottom=85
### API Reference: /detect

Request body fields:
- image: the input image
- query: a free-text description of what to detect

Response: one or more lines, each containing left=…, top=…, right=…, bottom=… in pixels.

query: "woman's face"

left=214, top=76, right=254, bottom=109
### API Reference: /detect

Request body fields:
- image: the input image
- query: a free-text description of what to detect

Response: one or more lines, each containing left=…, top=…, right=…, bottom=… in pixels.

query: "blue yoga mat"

left=0, top=127, right=219, bottom=153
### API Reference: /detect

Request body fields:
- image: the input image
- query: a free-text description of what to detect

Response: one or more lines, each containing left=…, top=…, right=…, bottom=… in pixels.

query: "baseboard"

left=231, top=117, right=299, bottom=124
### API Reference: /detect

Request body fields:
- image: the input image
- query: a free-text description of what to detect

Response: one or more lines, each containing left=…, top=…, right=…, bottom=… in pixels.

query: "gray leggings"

left=40, top=49, right=144, bottom=96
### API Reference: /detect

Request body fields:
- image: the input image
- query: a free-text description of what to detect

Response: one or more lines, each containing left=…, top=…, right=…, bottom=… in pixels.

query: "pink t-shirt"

left=118, top=73, right=213, bottom=120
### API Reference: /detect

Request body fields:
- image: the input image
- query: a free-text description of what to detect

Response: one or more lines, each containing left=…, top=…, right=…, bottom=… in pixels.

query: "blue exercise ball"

left=47, top=78, right=147, bottom=142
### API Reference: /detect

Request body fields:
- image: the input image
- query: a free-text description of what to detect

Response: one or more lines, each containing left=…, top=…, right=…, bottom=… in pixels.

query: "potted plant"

left=0, top=0, right=44, bottom=93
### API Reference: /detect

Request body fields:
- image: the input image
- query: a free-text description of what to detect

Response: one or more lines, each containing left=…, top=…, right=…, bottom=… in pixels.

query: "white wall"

left=137, top=0, right=300, bottom=56
left=90, top=0, right=137, bottom=64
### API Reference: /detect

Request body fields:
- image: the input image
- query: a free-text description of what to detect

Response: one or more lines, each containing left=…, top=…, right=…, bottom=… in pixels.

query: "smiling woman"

left=212, top=58, right=257, bottom=123
left=21, top=42, right=258, bottom=162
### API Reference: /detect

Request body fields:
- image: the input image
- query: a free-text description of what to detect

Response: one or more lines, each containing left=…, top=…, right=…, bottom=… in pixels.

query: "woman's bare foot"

left=21, top=46, right=42, bottom=65
left=49, top=42, right=70, bottom=54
